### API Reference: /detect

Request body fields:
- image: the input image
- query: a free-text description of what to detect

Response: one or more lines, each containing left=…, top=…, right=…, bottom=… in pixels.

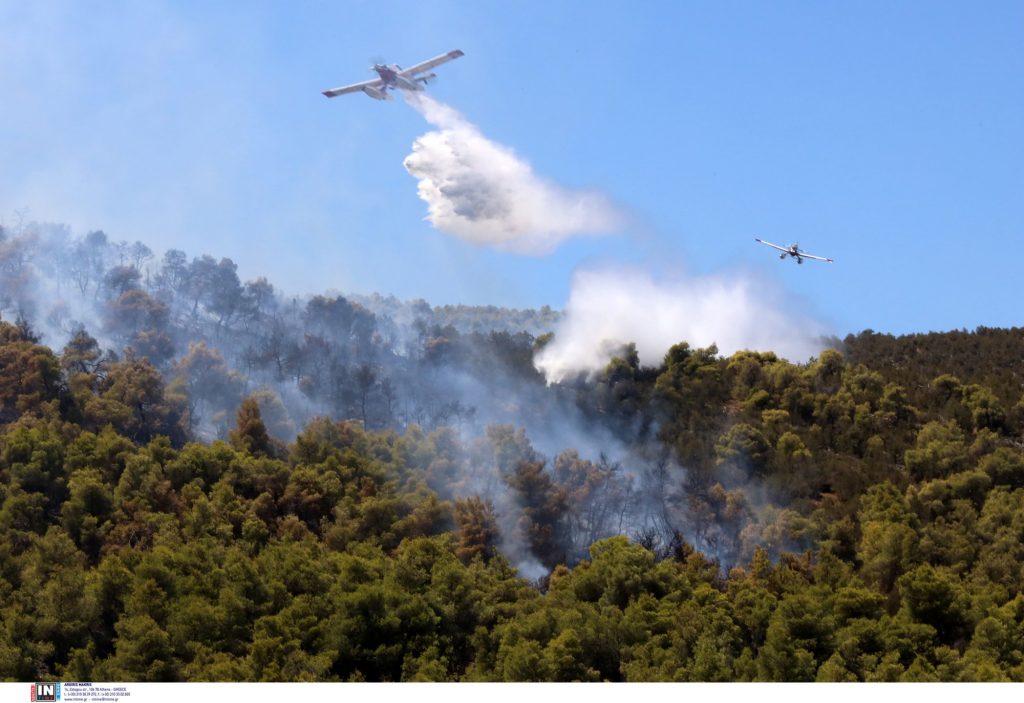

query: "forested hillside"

left=2, top=225, right=1024, bottom=681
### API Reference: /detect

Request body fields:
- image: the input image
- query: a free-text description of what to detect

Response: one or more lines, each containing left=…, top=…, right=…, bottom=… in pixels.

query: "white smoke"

left=535, top=267, right=829, bottom=382
left=402, top=94, right=625, bottom=255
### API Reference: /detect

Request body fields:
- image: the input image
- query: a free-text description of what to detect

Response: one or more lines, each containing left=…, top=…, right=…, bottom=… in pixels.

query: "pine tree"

left=230, top=397, right=271, bottom=457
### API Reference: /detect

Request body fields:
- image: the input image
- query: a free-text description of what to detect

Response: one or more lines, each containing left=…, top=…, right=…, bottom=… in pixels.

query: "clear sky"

left=2, top=1, right=1022, bottom=338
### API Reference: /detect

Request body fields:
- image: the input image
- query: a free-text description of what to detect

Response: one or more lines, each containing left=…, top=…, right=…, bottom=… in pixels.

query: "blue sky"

left=2, top=1, right=1022, bottom=337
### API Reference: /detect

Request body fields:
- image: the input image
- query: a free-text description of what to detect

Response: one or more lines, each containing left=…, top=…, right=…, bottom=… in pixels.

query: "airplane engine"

left=362, top=85, right=390, bottom=100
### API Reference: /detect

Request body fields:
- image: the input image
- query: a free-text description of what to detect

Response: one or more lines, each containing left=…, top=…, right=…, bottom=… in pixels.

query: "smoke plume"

left=403, top=95, right=624, bottom=255
left=535, top=267, right=829, bottom=382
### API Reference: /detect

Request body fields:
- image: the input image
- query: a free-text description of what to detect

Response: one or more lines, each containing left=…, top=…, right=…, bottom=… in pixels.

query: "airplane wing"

left=322, top=78, right=384, bottom=98
left=754, top=238, right=789, bottom=253
left=399, top=49, right=464, bottom=77
left=800, top=253, right=834, bottom=263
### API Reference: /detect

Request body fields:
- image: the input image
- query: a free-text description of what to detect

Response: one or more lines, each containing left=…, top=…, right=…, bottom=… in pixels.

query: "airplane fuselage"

left=373, top=64, right=425, bottom=92
left=779, top=245, right=804, bottom=263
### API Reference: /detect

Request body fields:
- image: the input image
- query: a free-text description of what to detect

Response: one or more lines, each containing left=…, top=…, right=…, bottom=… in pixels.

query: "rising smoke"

left=535, top=267, right=828, bottom=382
left=402, top=94, right=625, bottom=255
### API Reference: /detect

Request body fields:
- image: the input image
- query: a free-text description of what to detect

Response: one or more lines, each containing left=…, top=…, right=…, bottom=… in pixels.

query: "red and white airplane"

left=322, top=49, right=464, bottom=101
left=755, top=238, right=834, bottom=264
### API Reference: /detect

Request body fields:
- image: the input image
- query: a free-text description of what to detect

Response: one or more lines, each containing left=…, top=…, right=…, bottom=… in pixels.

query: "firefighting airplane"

left=754, top=238, right=834, bottom=264
left=322, top=49, right=464, bottom=101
